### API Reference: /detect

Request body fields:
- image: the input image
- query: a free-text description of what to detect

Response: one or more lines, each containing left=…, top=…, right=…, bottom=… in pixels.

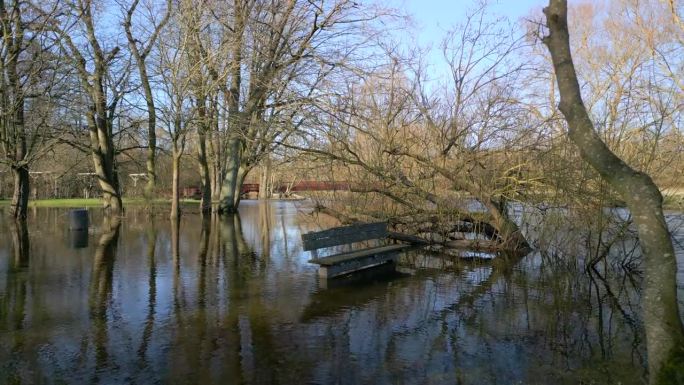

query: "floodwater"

left=0, top=201, right=682, bottom=384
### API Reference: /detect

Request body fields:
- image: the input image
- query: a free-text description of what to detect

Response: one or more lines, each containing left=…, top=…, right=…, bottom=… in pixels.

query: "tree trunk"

left=170, top=148, right=181, bottom=219
left=543, top=1, right=684, bottom=381
left=196, top=129, right=212, bottom=214
left=218, top=138, right=242, bottom=213
left=480, top=197, right=528, bottom=250
left=209, top=111, right=223, bottom=213
left=234, top=165, right=248, bottom=209
left=9, top=166, right=29, bottom=220
left=91, top=144, right=122, bottom=214
left=144, top=111, right=156, bottom=200
left=258, top=157, right=271, bottom=200
left=138, top=58, right=156, bottom=199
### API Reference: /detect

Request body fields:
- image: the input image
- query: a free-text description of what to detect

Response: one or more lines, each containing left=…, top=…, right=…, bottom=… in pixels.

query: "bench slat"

left=309, top=244, right=410, bottom=266
left=302, top=222, right=387, bottom=251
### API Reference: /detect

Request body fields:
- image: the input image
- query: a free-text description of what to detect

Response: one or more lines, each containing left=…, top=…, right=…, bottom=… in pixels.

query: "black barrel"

left=69, top=209, right=89, bottom=231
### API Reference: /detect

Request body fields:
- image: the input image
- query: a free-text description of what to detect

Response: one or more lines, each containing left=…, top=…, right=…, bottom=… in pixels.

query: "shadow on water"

left=0, top=201, right=682, bottom=384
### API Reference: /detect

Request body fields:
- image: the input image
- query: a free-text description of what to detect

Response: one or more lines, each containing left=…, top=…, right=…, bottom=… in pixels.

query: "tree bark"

left=170, top=148, right=181, bottom=219
left=543, top=1, right=684, bottom=381
left=196, top=126, right=212, bottom=214
left=218, top=138, right=242, bottom=213
left=2, top=0, right=29, bottom=220
left=9, top=165, right=28, bottom=220
left=258, top=157, right=271, bottom=200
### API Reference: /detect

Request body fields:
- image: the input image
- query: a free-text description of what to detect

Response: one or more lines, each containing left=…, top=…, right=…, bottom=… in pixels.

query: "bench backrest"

left=302, top=222, right=387, bottom=251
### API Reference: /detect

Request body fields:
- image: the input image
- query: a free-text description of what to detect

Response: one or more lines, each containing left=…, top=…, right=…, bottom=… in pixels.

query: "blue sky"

left=401, top=0, right=546, bottom=47
left=386, top=0, right=548, bottom=82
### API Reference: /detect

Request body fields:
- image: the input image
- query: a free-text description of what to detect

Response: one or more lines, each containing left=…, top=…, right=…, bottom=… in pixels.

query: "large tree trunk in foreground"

left=543, top=1, right=684, bottom=382
left=10, top=166, right=29, bottom=220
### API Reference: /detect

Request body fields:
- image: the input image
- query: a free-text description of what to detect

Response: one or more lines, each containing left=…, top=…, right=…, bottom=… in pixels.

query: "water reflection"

left=89, top=215, right=121, bottom=374
left=0, top=201, right=681, bottom=383
left=5, top=219, right=29, bottom=359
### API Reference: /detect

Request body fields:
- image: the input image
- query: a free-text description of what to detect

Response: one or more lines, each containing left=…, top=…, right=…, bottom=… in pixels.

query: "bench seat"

left=309, top=244, right=410, bottom=266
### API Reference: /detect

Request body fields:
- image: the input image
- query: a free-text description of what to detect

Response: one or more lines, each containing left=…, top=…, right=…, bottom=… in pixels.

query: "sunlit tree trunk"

left=543, top=1, right=684, bottom=381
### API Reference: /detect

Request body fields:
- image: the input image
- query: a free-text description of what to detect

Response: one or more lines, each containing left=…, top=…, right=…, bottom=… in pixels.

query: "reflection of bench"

left=302, top=222, right=411, bottom=278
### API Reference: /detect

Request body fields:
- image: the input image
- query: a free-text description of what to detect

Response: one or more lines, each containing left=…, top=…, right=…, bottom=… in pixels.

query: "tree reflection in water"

left=0, top=202, right=681, bottom=384
left=89, top=215, right=121, bottom=375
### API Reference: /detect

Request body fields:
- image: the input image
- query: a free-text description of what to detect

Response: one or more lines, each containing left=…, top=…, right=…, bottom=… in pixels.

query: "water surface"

left=1, top=201, right=682, bottom=384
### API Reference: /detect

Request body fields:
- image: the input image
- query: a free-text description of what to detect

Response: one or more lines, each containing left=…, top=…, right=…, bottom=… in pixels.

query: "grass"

left=0, top=197, right=201, bottom=208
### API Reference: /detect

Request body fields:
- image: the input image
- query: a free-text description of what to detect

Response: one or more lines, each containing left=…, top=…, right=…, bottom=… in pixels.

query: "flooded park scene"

left=1, top=0, right=684, bottom=384
left=1, top=203, right=682, bottom=384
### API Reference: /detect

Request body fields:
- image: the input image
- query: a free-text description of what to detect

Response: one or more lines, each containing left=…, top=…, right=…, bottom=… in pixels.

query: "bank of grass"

left=0, top=198, right=201, bottom=208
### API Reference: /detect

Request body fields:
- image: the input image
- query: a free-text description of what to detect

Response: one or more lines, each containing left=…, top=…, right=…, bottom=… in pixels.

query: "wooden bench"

left=302, top=222, right=411, bottom=279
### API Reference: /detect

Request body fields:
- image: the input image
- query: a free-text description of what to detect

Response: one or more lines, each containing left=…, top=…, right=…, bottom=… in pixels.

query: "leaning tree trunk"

left=9, top=166, right=29, bottom=220
left=543, top=1, right=684, bottom=382
left=476, top=195, right=529, bottom=251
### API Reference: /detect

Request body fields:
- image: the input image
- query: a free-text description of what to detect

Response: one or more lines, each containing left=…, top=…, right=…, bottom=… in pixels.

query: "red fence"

left=276, top=181, right=351, bottom=192
left=242, top=183, right=260, bottom=193
left=182, top=181, right=351, bottom=198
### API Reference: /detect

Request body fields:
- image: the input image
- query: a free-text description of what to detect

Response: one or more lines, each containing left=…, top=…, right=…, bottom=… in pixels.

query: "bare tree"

left=157, top=10, right=193, bottom=218
left=214, top=0, right=383, bottom=213
left=123, top=0, right=172, bottom=199
left=543, top=0, right=684, bottom=381
left=0, top=0, right=61, bottom=218
left=56, top=0, right=130, bottom=213
left=289, top=4, right=536, bottom=251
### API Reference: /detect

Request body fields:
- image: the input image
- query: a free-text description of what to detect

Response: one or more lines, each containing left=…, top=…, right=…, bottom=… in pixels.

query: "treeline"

left=0, top=0, right=682, bottom=232
left=0, top=0, right=383, bottom=218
